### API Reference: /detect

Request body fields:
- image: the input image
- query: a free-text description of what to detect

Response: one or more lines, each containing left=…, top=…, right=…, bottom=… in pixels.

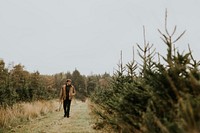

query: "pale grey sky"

left=0, top=0, right=200, bottom=75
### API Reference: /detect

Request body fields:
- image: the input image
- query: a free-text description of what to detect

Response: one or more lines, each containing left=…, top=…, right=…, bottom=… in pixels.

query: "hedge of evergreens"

left=91, top=23, right=200, bottom=133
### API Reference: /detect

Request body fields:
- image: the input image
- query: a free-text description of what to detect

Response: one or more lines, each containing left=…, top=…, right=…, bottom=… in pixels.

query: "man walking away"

left=60, top=79, right=76, bottom=117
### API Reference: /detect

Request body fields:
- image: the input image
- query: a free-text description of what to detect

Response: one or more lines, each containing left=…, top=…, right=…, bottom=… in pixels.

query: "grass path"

left=10, top=100, right=99, bottom=133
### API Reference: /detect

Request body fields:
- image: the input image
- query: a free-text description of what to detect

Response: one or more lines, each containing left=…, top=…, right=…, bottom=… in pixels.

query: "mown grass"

left=0, top=100, right=57, bottom=132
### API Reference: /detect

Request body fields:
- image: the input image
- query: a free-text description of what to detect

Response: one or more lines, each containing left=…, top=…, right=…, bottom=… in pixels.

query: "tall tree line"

left=0, top=60, right=111, bottom=106
left=0, top=62, right=56, bottom=105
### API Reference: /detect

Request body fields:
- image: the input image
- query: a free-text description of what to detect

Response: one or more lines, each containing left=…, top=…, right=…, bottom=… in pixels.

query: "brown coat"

left=60, top=85, right=76, bottom=100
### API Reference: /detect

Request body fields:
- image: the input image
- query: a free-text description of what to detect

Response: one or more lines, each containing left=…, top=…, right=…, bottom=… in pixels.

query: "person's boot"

left=64, top=113, right=67, bottom=117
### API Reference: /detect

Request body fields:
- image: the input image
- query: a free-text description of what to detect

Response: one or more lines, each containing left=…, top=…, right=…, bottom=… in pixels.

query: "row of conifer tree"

left=91, top=17, right=200, bottom=133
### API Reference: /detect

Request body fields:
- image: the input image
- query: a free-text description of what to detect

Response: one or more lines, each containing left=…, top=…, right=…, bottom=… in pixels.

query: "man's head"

left=66, top=79, right=72, bottom=85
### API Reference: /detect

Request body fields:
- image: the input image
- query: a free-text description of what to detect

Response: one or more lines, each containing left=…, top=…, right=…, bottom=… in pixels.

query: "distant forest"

left=0, top=60, right=111, bottom=106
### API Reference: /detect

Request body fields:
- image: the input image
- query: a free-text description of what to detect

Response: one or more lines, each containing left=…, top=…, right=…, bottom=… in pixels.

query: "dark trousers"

left=63, top=99, right=71, bottom=117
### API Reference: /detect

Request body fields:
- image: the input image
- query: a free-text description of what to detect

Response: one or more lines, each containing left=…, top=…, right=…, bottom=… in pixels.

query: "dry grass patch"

left=0, top=100, right=58, bottom=129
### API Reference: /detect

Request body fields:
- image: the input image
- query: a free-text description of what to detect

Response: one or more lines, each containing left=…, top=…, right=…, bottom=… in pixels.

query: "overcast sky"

left=0, top=0, right=200, bottom=75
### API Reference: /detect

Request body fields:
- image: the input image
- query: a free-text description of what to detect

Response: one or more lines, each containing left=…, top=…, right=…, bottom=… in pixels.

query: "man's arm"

left=59, top=86, right=63, bottom=101
left=72, top=85, right=76, bottom=96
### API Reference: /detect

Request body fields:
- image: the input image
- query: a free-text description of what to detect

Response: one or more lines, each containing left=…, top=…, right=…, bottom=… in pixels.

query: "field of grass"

left=0, top=100, right=58, bottom=132
left=0, top=99, right=105, bottom=133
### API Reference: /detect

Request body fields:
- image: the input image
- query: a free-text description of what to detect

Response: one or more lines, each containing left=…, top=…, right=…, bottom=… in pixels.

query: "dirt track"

left=10, top=100, right=99, bottom=133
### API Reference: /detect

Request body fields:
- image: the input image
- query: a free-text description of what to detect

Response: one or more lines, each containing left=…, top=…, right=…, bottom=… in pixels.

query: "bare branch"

left=165, top=9, right=170, bottom=37
left=137, top=43, right=145, bottom=52
left=173, top=30, right=186, bottom=43
left=160, top=37, right=168, bottom=45
left=158, top=29, right=164, bottom=36
left=137, top=50, right=145, bottom=59
left=157, top=52, right=161, bottom=63
left=171, top=26, right=177, bottom=37
left=143, top=26, right=147, bottom=47
left=132, top=46, right=135, bottom=62
left=188, top=44, right=196, bottom=63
